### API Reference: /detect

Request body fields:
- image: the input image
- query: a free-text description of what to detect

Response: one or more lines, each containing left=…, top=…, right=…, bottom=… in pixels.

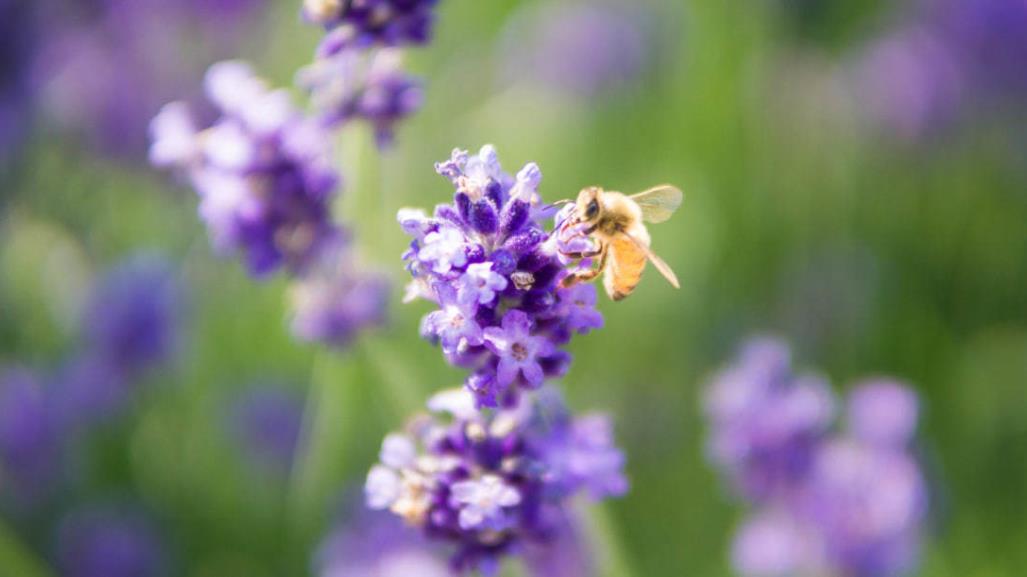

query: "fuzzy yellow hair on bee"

left=559, top=184, right=682, bottom=301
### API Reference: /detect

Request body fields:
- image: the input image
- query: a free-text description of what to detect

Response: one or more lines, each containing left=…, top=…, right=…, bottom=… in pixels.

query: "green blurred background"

left=2, top=1, right=1026, bottom=576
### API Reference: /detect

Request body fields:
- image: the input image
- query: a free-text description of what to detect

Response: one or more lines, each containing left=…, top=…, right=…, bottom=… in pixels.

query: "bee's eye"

left=586, top=199, right=599, bottom=218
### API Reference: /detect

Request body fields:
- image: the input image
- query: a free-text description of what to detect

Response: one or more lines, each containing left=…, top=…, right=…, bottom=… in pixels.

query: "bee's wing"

left=630, top=185, right=683, bottom=223
left=624, top=232, right=680, bottom=289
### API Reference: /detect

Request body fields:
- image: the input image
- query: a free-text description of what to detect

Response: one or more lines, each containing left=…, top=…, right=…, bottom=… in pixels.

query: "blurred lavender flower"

left=298, top=48, right=423, bottom=147
left=288, top=242, right=391, bottom=348
left=56, top=504, right=169, bottom=577
left=36, top=0, right=267, bottom=158
left=856, top=26, right=963, bottom=142
left=50, top=354, right=129, bottom=432
left=399, top=146, right=603, bottom=407
left=0, top=368, right=61, bottom=505
left=732, top=510, right=810, bottom=577
left=854, top=0, right=1027, bottom=142
left=150, top=61, right=341, bottom=277
left=365, top=388, right=626, bottom=574
left=303, top=0, right=439, bottom=50
left=846, top=380, right=919, bottom=449
left=316, top=511, right=450, bottom=577
left=500, top=1, right=652, bottom=99
left=705, top=340, right=929, bottom=577
left=41, top=255, right=183, bottom=433
left=229, top=383, right=305, bottom=476
left=82, top=255, right=183, bottom=376
left=703, top=338, right=835, bottom=502
left=799, top=437, right=927, bottom=577
left=0, top=0, right=38, bottom=165
left=522, top=512, right=595, bottom=577
left=938, top=0, right=1027, bottom=97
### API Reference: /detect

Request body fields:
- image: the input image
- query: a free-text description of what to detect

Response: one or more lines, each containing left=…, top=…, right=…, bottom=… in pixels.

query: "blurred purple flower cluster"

left=365, top=388, right=624, bottom=573
left=0, top=255, right=184, bottom=509
left=228, top=383, right=306, bottom=477
left=0, top=0, right=39, bottom=166
left=28, top=0, right=267, bottom=159
left=499, top=1, right=653, bottom=100
left=298, top=48, right=423, bottom=148
left=299, top=0, right=434, bottom=148
left=705, top=338, right=928, bottom=577
left=150, top=0, right=443, bottom=349
left=151, top=62, right=341, bottom=277
left=149, top=60, right=391, bottom=347
left=303, top=0, right=438, bottom=48
left=56, top=504, right=169, bottom=577
left=0, top=256, right=183, bottom=577
left=856, top=0, right=1027, bottom=141
left=399, top=145, right=604, bottom=408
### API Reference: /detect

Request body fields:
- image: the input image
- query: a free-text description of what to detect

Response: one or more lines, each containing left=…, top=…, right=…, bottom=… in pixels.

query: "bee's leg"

left=559, top=248, right=603, bottom=260
left=560, top=242, right=608, bottom=288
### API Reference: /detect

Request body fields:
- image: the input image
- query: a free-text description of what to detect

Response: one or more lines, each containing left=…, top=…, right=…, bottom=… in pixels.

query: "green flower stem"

left=0, top=519, right=54, bottom=577
left=582, top=502, right=637, bottom=577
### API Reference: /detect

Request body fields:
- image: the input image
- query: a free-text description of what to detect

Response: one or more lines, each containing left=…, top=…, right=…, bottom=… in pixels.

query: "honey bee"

left=558, top=184, right=682, bottom=301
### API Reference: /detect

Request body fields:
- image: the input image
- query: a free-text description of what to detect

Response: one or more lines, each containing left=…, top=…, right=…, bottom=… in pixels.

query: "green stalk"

left=582, top=502, right=637, bottom=577
left=286, top=350, right=360, bottom=547
left=0, top=520, right=54, bottom=577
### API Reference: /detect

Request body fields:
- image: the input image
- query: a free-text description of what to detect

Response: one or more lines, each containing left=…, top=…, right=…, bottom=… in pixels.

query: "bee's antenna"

left=559, top=210, right=579, bottom=234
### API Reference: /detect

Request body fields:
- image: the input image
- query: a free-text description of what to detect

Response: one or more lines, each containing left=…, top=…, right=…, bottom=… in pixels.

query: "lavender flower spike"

left=703, top=338, right=835, bottom=503
left=149, top=61, right=341, bottom=277
left=365, top=388, right=627, bottom=574
left=304, top=0, right=439, bottom=50
left=400, top=145, right=603, bottom=407
left=298, top=48, right=423, bottom=147
left=705, top=339, right=929, bottom=577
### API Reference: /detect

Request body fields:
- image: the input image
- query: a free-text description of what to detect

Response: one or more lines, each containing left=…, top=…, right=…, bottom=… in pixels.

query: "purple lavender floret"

left=846, top=379, right=919, bottom=449
left=365, top=388, right=627, bottom=574
left=731, top=509, right=810, bottom=577
left=56, top=504, right=168, bottom=577
left=399, top=146, right=602, bottom=407
left=149, top=61, right=341, bottom=277
left=0, top=368, right=61, bottom=504
left=298, top=48, right=423, bottom=147
left=703, top=338, right=835, bottom=502
left=303, top=0, right=439, bottom=50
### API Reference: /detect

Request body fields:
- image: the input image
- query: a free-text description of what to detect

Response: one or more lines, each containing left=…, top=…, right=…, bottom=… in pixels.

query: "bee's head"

left=573, top=187, right=603, bottom=225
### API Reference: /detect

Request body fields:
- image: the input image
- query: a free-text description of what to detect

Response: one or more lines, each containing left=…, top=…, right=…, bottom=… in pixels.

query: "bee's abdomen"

left=604, top=235, right=647, bottom=301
